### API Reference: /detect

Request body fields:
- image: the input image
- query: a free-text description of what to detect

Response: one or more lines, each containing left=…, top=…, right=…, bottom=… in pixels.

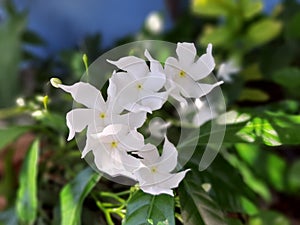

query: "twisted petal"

left=144, top=49, right=164, bottom=73
left=176, top=42, right=197, bottom=67
left=66, top=108, right=95, bottom=141
left=59, top=82, right=105, bottom=110
left=157, top=137, right=178, bottom=172
left=191, top=43, right=215, bottom=81
left=107, top=56, right=149, bottom=78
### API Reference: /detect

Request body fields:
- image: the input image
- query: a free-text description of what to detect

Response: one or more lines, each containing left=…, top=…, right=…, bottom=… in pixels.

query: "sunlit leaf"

left=235, top=143, right=286, bottom=191
left=123, top=190, right=175, bottom=225
left=192, top=0, right=236, bottom=17
left=60, top=167, right=101, bottom=225
left=246, top=19, right=282, bottom=47
left=241, top=0, right=263, bottom=19
left=16, top=139, right=39, bottom=225
left=179, top=171, right=226, bottom=225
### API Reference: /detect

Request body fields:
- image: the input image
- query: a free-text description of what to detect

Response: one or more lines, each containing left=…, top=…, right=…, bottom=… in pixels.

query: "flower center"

left=179, top=70, right=186, bottom=78
left=150, top=166, right=157, bottom=173
left=137, top=83, right=143, bottom=90
left=110, top=141, right=118, bottom=149
left=99, top=112, right=106, bottom=119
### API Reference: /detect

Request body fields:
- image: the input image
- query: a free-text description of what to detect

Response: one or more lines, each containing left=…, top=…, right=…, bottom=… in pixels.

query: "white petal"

left=197, top=81, right=223, bottom=98
left=109, top=111, right=147, bottom=129
left=138, top=143, right=160, bottom=163
left=174, top=75, right=204, bottom=98
left=140, top=91, right=168, bottom=111
left=164, top=57, right=180, bottom=78
left=143, top=71, right=166, bottom=92
left=121, top=130, right=145, bottom=151
left=191, top=43, right=215, bottom=80
left=176, top=42, right=197, bottom=67
left=66, top=108, right=94, bottom=141
left=144, top=49, right=164, bottom=73
left=157, top=137, right=178, bottom=172
left=156, top=170, right=190, bottom=189
left=81, top=132, right=100, bottom=157
left=59, top=82, right=105, bottom=110
left=107, top=56, right=149, bottom=78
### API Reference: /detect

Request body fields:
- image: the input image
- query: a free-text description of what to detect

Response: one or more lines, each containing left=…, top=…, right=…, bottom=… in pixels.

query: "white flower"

left=107, top=50, right=168, bottom=113
left=53, top=81, right=146, bottom=157
left=134, top=138, right=190, bottom=196
left=217, top=60, right=240, bottom=82
left=193, top=98, right=218, bottom=126
left=145, top=12, right=164, bottom=34
left=91, top=124, right=144, bottom=179
left=164, top=43, right=223, bottom=101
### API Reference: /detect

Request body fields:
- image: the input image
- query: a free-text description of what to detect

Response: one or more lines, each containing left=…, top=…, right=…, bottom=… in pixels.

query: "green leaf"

left=60, top=167, right=101, bottom=225
left=123, top=190, right=175, bottom=225
left=192, top=0, right=236, bottom=17
left=179, top=171, right=226, bottom=225
left=0, top=126, right=30, bottom=150
left=241, top=0, right=263, bottom=19
left=200, top=26, right=233, bottom=47
left=288, top=160, right=300, bottom=193
left=16, top=139, right=39, bottom=225
left=271, top=67, right=300, bottom=97
left=239, top=88, right=269, bottom=102
left=285, top=12, right=300, bottom=39
left=235, top=143, right=287, bottom=192
left=0, top=11, right=27, bottom=107
left=246, top=19, right=282, bottom=47
left=249, top=210, right=291, bottom=225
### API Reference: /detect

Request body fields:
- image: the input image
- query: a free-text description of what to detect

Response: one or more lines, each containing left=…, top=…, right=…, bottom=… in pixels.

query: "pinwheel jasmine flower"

left=107, top=50, right=168, bottom=113
left=217, top=60, right=240, bottom=82
left=91, top=124, right=144, bottom=179
left=134, top=138, right=190, bottom=196
left=164, top=43, right=223, bottom=101
left=51, top=80, right=146, bottom=157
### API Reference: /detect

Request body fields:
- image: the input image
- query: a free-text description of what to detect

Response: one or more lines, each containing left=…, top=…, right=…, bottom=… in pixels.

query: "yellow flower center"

left=150, top=166, right=157, bottom=173
left=137, top=83, right=143, bottom=89
left=110, top=141, right=118, bottom=149
left=179, top=70, right=186, bottom=78
left=99, top=112, right=106, bottom=119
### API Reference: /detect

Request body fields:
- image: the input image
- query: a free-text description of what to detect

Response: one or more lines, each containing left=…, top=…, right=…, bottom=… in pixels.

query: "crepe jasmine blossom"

left=107, top=50, right=168, bottom=113
left=164, top=43, right=223, bottom=100
left=91, top=124, right=144, bottom=179
left=51, top=80, right=147, bottom=157
left=134, top=138, right=190, bottom=196
left=217, top=60, right=240, bottom=82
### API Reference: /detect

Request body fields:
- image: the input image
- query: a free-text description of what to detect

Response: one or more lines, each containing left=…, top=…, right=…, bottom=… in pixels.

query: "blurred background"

left=0, top=0, right=300, bottom=224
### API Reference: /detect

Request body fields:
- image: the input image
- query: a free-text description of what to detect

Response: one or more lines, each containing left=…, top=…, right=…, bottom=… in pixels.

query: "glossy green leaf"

left=0, top=126, right=30, bottom=150
left=246, top=19, right=282, bottom=47
left=179, top=171, right=226, bottom=225
left=60, top=167, right=101, bottom=225
left=16, top=139, right=39, bottom=225
left=235, top=143, right=287, bottom=191
left=123, top=190, right=175, bottom=225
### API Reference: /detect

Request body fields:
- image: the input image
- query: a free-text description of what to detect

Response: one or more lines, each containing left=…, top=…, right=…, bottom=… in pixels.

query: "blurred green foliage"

left=0, top=0, right=300, bottom=225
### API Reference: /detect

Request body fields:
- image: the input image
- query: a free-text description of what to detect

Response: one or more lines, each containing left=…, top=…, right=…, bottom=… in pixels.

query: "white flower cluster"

left=51, top=42, right=222, bottom=196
